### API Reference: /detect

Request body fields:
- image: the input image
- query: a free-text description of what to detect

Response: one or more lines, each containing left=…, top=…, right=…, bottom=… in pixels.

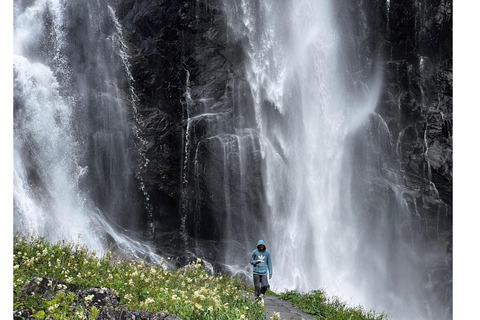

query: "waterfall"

left=223, top=0, right=438, bottom=319
left=13, top=0, right=448, bottom=318
left=13, top=0, right=162, bottom=264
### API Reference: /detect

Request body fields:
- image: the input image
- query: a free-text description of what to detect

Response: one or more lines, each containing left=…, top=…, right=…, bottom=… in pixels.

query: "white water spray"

left=224, top=0, right=429, bottom=319
left=14, top=0, right=162, bottom=263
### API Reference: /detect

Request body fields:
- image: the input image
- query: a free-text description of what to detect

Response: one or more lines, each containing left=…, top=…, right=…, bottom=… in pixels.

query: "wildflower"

left=270, top=312, right=281, bottom=320
left=47, top=304, right=59, bottom=312
left=239, top=315, right=246, bottom=320
left=145, top=297, right=155, bottom=304
left=84, top=294, right=95, bottom=305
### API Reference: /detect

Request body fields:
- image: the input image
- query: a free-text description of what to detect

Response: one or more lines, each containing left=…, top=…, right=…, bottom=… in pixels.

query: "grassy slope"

left=13, top=234, right=387, bottom=320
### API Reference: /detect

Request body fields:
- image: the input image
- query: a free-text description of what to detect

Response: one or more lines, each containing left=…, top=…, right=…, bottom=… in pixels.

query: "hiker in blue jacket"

left=250, top=240, right=273, bottom=303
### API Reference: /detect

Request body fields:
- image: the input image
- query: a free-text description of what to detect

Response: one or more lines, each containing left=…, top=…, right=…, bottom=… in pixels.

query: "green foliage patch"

left=13, top=233, right=263, bottom=319
left=277, top=290, right=388, bottom=320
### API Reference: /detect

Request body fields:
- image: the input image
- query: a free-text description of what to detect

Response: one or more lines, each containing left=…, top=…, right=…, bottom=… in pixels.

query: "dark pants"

left=253, top=274, right=269, bottom=299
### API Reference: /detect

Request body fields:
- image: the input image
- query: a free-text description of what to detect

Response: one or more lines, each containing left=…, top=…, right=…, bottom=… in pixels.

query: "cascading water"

left=14, top=0, right=162, bottom=263
left=223, top=0, right=443, bottom=319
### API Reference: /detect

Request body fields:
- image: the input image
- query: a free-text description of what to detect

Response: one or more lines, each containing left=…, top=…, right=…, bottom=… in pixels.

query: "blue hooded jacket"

left=250, top=240, right=273, bottom=276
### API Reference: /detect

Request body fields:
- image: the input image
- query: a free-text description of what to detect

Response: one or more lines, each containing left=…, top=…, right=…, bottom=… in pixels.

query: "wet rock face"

left=341, top=0, right=452, bottom=317
left=118, top=0, right=263, bottom=246
left=385, top=0, right=452, bottom=246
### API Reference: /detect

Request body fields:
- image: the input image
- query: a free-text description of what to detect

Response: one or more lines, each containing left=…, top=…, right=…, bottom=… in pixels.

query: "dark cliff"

left=117, top=0, right=264, bottom=264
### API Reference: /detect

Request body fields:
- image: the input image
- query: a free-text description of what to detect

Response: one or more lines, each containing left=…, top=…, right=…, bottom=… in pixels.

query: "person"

left=250, top=239, right=273, bottom=303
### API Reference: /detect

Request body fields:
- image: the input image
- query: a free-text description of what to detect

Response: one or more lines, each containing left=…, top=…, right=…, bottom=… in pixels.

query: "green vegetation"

left=14, top=233, right=387, bottom=320
left=277, top=290, right=388, bottom=320
left=13, top=233, right=263, bottom=319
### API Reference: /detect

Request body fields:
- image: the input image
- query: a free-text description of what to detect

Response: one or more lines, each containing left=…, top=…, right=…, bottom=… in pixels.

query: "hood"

left=257, top=240, right=266, bottom=249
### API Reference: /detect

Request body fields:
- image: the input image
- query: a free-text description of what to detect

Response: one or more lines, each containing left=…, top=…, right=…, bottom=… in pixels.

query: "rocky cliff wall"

left=117, top=0, right=264, bottom=265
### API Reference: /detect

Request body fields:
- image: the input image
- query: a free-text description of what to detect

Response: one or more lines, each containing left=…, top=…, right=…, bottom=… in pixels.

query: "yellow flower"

left=270, top=312, right=281, bottom=320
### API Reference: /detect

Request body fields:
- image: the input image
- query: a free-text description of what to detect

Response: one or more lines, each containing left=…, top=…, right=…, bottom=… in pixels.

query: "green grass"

left=14, top=233, right=388, bottom=320
left=13, top=233, right=263, bottom=319
left=277, top=290, right=388, bottom=320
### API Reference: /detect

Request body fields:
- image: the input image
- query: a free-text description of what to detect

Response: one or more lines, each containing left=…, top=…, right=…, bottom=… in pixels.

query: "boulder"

left=72, top=287, right=121, bottom=310
left=21, top=277, right=80, bottom=299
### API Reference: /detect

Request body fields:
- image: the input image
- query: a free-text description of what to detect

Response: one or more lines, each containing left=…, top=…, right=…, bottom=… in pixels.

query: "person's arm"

left=250, top=251, right=257, bottom=266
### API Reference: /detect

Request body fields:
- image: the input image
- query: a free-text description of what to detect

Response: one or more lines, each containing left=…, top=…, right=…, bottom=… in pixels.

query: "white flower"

left=84, top=294, right=95, bottom=305
left=48, top=304, right=59, bottom=312
left=270, top=312, right=281, bottom=320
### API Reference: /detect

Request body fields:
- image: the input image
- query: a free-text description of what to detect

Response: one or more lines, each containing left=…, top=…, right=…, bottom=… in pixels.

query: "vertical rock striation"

left=117, top=0, right=264, bottom=266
